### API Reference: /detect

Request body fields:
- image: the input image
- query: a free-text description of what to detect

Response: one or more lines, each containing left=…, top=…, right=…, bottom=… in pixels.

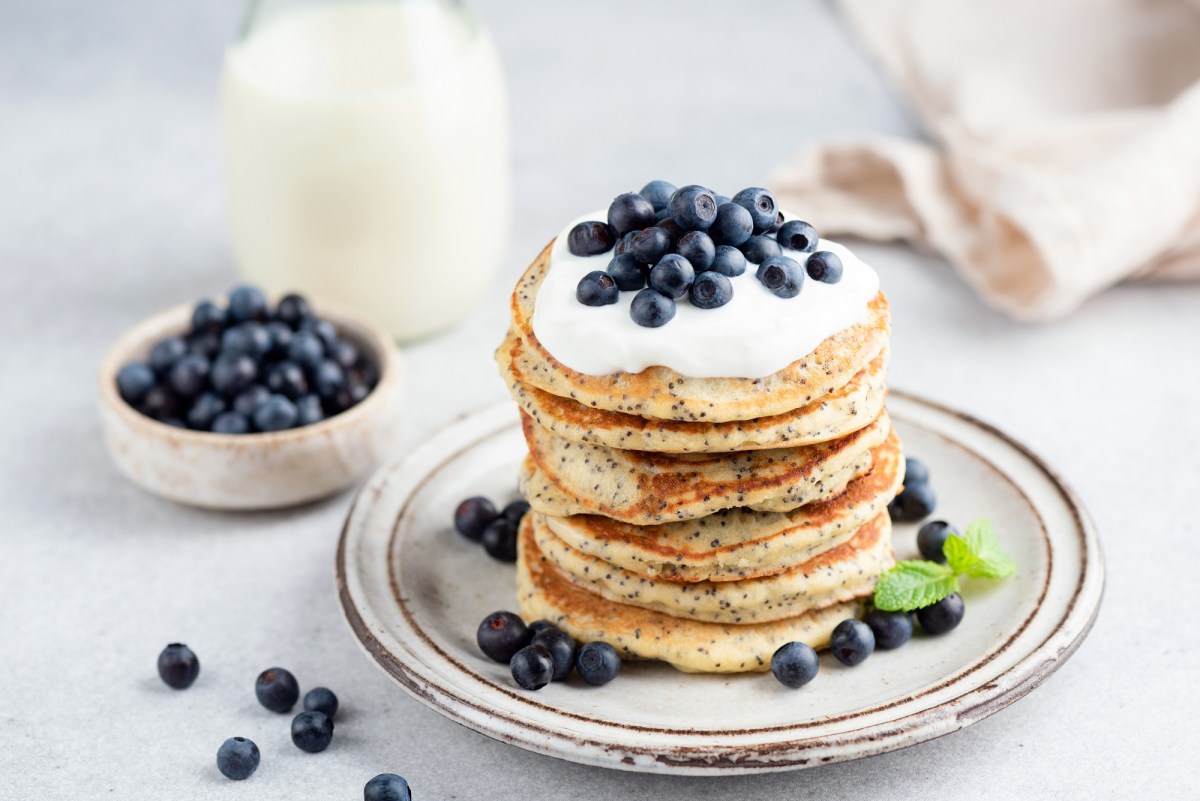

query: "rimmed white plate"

left=336, top=393, right=1102, bottom=775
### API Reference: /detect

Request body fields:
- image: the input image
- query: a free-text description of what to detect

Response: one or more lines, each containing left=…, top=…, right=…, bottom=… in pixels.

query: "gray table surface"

left=3, top=1, right=1198, bottom=798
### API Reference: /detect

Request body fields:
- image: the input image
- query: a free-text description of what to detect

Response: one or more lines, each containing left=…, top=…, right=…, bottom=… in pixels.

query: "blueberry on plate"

left=210, top=353, right=258, bottom=398
left=776, top=220, right=819, bottom=253
left=364, top=773, right=412, bottom=801
left=139, top=386, right=179, bottom=421
left=888, top=483, right=937, bottom=523
left=191, top=299, right=226, bottom=333
left=916, top=593, right=965, bottom=635
left=864, top=609, right=913, bottom=650
left=756, top=255, right=805, bottom=298
left=157, top=643, right=200, bottom=689
left=300, top=317, right=339, bottom=350
left=502, top=500, right=531, bottom=526
left=187, top=393, right=227, bottom=430
left=295, top=393, right=324, bottom=427
left=216, top=737, right=260, bottom=781
left=689, top=272, right=733, bottom=310
left=806, top=250, right=844, bottom=284
left=454, top=496, right=498, bottom=542
left=303, top=687, right=339, bottom=719
left=532, top=627, right=576, bottom=681
left=481, top=518, right=519, bottom=562
left=607, top=192, right=657, bottom=236
left=288, top=330, right=326, bottom=371
left=291, top=710, right=334, bottom=753
left=768, top=211, right=786, bottom=233
left=740, top=234, right=783, bottom=265
left=576, top=271, right=619, bottom=307
left=211, top=411, right=251, bottom=434
left=904, top=457, right=930, bottom=486
left=606, top=254, right=646, bottom=292
left=917, top=520, right=957, bottom=563
left=830, top=618, right=875, bottom=666
left=649, top=254, right=695, bottom=299
left=613, top=230, right=637, bottom=257
left=255, top=667, right=300, bottom=713
left=631, top=226, right=672, bottom=265
left=639, top=179, right=677, bottom=211
left=575, top=641, right=621, bottom=686
left=676, top=231, right=715, bottom=271
left=527, top=620, right=559, bottom=637
left=770, top=641, right=819, bottom=688
left=116, top=362, right=156, bottom=405
left=229, top=285, right=269, bottom=323
left=654, top=217, right=685, bottom=246
left=710, top=202, right=754, bottom=247
left=629, top=288, right=676, bottom=328
left=710, top=245, right=747, bottom=277
left=232, top=384, right=271, bottom=418
left=477, top=611, right=531, bottom=663
left=510, top=644, right=555, bottom=690
left=274, top=293, right=312, bottom=328
left=669, top=185, right=718, bottom=231
left=731, top=187, right=778, bottom=233
left=567, top=220, right=617, bottom=257
left=148, top=336, right=188, bottom=375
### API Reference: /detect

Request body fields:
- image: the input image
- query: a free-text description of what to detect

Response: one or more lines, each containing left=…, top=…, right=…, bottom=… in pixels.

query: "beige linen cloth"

left=768, top=0, right=1200, bottom=319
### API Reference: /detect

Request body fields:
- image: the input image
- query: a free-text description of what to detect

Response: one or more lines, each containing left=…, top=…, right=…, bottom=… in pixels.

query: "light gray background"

left=2, top=1, right=1197, bottom=798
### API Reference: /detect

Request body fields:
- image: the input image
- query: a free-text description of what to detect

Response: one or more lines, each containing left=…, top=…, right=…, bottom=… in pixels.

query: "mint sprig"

left=874, top=518, right=1015, bottom=612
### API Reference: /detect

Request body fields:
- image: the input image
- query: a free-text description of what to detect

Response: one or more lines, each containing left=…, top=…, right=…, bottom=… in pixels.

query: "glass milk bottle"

left=221, top=0, right=511, bottom=341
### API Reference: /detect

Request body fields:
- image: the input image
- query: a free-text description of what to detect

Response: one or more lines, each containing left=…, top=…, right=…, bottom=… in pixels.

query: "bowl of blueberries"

left=98, top=286, right=404, bottom=510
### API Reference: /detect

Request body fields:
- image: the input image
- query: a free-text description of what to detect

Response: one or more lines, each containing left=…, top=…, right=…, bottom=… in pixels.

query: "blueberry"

left=917, top=520, right=957, bottom=563
left=532, top=627, right=576, bottom=681
left=806, top=251, right=844, bottom=284
left=482, top=518, right=518, bottom=562
left=329, top=381, right=370, bottom=415
left=477, top=611, right=531, bottom=663
left=274, top=293, right=312, bottom=328
left=916, top=593, right=965, bottom=635
left=352, top=359, right=380, bottom=390
left=191, top=300, right=226, bottom=333
left=864, top=609, right=913, bottom=650
left=211, top=411, right=250, bottom=434
left=649, top=253, right=695, bottom=299
left=228, top=285, right=268, bottom=323
left=253, top=394, right=298, bottom=432
left=265, top=321, right=294, bottom=359
left=187, top=393, right=227, bottom=430
left=905, top=457, right=930, bottom=485
left=301, top=318, right=339, bottom=350
left=454, top=496, right=498, bottom=542
left=528, top=619, right=558, bottom=637
left=295, top=394, right=324, bottom=427
left=148, top=336, right=188, bottom=375
left=364, top=774, right=412, bottom=801
left=210, top=353, right=258, bottom=398
left=303, top=687, right=339, bottom=719
left=607, top=192, right=657, bottom=236
left=669, top=184, right=718, bottom=230
left=157, top=643, right=200, bottom=689
left=630, top=226, right=671, bottom=265
left=710, top=245, right=747, bottom=277
left=264, top=361, right=308, bottom=399
left=710, top=202, right=754, bottom=247
left=139, top=386, right=179, bottom=421
left=288, top=330, right=326, bottom=371
left=731, top=187, right=778, bottom=233
left=756, top=255, right=805, bottom=298
left=255, top=667, right=300, bottom=713
left=116, top=362, right=156, bottom=405
left=654, top=207, right=671, bottom=221
left=576, top=271, right=619, bottom=307
left=330, top=339, right=359, bottom=370
left=232, top=384, right=271, bottom=418
left=676, top=231, right=715, bottom=271
left=313, top=360, right=347, bottom=399
left=629, top=288, right=676, bottom=328
left=502, top=500, right=531, bottom=526
left=639, top=179, right=677, bottom=211
left=776, top=220, right=819, bottom=253
left=830, top=618, right=875, bottom=666
left=510, top=644, right=554, bottom=690
left=689, top=272, right=733, bottom=310
left=654, top=217, right=685, bottom=246
left=187, top=331, right=222, bottom=359
left=613, top=230, right=638, bottom=257
left=168, top=354, right=210, bottom=399
left=768, top=211, right=786, bottom=233
left=216, top=737, right=260, bottom=781
left=888, top=483, right=937, bottom=523
left=714, top=193, right=731, bottom=205
left=740, top=234, right=783, bottom=264
left=221, top=322, right=271, bottom=358
left=606, top=254, right=646, bottom=291
left=567, top=220, right=617, bottom=257
left=161, top=417, right=187, bottom=428
left=770, top=641, right=819, bottom=688
left=291, top=710, right=334, bottom=753
left=575, top=641, right=621, bottom=686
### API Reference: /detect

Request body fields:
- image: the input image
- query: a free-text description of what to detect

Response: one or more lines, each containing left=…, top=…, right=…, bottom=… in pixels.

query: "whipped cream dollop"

left=530, top=211, right=880, bottom=379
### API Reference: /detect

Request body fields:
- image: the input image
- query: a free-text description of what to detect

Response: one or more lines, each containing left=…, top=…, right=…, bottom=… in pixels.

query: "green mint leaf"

left=874, top=561, right=960, bottom=612
left=945, top=519, right=1016, bottom=580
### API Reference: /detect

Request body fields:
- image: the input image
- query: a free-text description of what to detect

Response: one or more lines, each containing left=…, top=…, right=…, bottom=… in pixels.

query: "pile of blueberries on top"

left=115, top=286, right=379, bottom=434
left=569, top=181, right=844, bottom=327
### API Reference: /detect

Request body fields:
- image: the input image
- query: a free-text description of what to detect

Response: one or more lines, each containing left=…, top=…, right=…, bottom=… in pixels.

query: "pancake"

left=520, top=410, right=890, bottom=524
left=543, top=430, right=904, bottom=582
left=505, top=241, right=891, bottom=423
left=500, top=330, right=889, bottom=453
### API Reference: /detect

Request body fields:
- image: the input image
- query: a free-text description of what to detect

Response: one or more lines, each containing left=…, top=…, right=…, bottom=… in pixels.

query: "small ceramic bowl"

left=97, top=299, right=403, bottom=510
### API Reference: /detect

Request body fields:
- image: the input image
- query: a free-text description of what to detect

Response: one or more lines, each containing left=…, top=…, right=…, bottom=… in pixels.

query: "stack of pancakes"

left=496, top=243, right=903, bottom=673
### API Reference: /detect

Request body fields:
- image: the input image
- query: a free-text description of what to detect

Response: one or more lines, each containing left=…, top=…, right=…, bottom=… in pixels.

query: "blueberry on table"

left=116, top=362, right=156, bottom=405
left=740, top=234, right=783, bottom=264
left=916, top=593, right=965, bottom=635
left=630, top=226, right=671, bottom=265
left=477, top=611, right=531, bottom=663
left=454, top=496, right=498, bottom=542
left=365, top=773, right=412, bottom=801
left=210, top=353, right=258, bottom=398
left=710, top=245, right=747, bottom=277
left=731, top=187, right=778, bottom=233
left=255, top=667, right=300, bottom=713
left=770, top=641, right=819, bottom=688
left=567, top=220, right=617, bottom=257
left=157, top=643, right=200, bottom=689
left=211, top=411, right=251, bottom=434
left=502, top=500, right=531, bottom=526
left=888, top=483, right=937, bottom=523
left=186, top=393, right=227, bottom=430
left=510, top=644, right=555, bottom=690
left=232, top=384, right=271, bottom=418
left=301, top=317, right=339, bottom=350
left=253, top=394, right=298, bottom=432
left=756, top=255, right=805, bottom=298
left=168, top=353, right=210, bottom=399
left=864, top=609, right=913, bottom=650
left=216, top=737, right=260, bottom=781
left=904, top=457, right=930, bottom=486
left=776, top=220, right=819, bottom=253
left=629, top=288, right=676, bottom=328
left=138, top=386, right=179, bottom=421
left=639, top=179, right=677, bottom=211
left=689, top=272, right=733, bottom=310
left=148, top=336, right=187, bottom=375
left=669, top=184, right=718, bottom=230
left=575, top=641, right=621, bottom=686
left=676, top=230, right=715, bottom=271
left=649, top=253, right=695, bottom=299
left=274, top=293, right=312, bottom=328
left=806, top=250, right=844, bottom=284
left=606, top=254, right=647, bottom=291
left=313, top=360, right=347, bottom=400
left=576, top=271, right=619, bottom=307
left=607, top=192, right=657, bottom=236
left=287, top=330, right=326, bottom=371
left=917, top=520, right=957, bottom=563
left=830, top=618, right=875, bottom=666
left=291, top=710, right=334, bottom=753
left=532, top=627, right=576, bottom=681
left=295, top=394, right=325, bottom=427
left=303, top=687, right=339, bottom=719
left=481, top=518, right=519, bottom=562
left=710, top=202, right=754, bottom=247
left=228, top=285, right=268, bottom=323
left=191, top=299, right=226, bottom=333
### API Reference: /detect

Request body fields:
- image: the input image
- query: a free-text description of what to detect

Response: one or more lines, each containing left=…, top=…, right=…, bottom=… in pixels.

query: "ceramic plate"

left=336, top=393, right=1102, bottom=775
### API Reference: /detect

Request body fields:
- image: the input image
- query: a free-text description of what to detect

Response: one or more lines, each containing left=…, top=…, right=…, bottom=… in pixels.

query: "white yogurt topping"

left=529, top=211, right=881, bottom=379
